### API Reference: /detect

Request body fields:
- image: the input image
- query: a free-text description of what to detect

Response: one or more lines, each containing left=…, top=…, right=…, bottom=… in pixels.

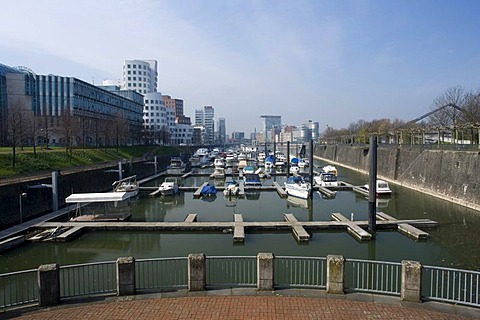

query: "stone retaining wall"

left=314, top=144, right=480, bottom=211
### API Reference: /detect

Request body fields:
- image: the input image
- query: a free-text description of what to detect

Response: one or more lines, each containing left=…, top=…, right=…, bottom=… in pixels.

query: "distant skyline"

left=1, top=0, right=479, bottom=134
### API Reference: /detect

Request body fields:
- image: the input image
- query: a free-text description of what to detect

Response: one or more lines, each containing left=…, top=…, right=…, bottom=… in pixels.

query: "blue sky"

left=1, top=0, right=479, bottom=134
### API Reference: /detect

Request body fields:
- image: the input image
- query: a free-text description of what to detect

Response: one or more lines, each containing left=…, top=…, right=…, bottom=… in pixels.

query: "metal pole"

left=19, top=194, right=23, bottom=224
left=118, top=161, right=123, bottom=180
left=52, top=171, right=58, bottom=212
left=368, top=136, right=377, bottom=234
left=309, top=139, right=314, bottom=199
left=286, top=141, right=290, bottom=178
left=154, top=156, right=158, bottom=175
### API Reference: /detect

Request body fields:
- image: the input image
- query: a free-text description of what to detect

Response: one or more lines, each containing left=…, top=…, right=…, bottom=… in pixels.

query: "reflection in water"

left=1, top=159, right=480, bottom=273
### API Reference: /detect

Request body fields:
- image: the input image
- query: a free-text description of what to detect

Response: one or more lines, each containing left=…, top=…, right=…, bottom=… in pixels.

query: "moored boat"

left=284, top=176, right=311, bottom=199
left=168, top=157, right=186, bottom=174
left=158, top=177, right=179, bottom=196
left=112, top=175, right=139, bottom=198
left=322, top=165, right=338, bottom=177
left=364, top=179, right=392, bottom=195
left=223, top=180, right=239, bottom=197
left=243, top=173, right=262, bottom=186
left=314, top=172, right=338, bottom=187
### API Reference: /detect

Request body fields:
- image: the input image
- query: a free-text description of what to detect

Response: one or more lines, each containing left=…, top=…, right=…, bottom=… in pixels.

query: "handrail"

left=1, top=256, right=479, bottom=312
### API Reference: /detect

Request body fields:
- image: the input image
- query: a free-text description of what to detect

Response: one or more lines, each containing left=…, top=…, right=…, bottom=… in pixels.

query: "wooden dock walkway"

left=376, top=211, right=430, bottom=240
left=272, top=182, right=287, bottom=198
left=32, top=212, right=437, bottom=244
left=284, top=213, right=310, bottom=242
left=331, top=213, right=372, bottom=241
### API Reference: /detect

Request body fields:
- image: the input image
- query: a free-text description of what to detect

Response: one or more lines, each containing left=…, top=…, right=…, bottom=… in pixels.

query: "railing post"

left=401, top=260, right=422, bottom=302
left=188, top=253, right=206, bottom=291
left=257, top=252, right=274, bottom=291
left=38, top=263, right=60, bottom=307
left=326, top=255, right=344, bottom=294
left=116, top=257, right=136, bottom=296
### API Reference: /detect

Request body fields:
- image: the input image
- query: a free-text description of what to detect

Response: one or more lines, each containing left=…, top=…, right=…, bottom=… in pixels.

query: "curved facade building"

left=122, top=60, right=158, bottom=94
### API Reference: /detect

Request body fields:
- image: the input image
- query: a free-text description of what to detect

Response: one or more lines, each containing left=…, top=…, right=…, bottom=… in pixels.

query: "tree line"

left=323, top=85, right=480, bottom=144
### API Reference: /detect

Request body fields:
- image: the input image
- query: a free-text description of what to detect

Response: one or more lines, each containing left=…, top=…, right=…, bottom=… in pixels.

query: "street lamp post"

left=19, top=192, right=27, bottom=224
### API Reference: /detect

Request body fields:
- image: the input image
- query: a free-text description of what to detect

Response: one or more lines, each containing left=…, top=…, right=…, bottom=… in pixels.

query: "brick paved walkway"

left=9, top=295, right=478, bottom=319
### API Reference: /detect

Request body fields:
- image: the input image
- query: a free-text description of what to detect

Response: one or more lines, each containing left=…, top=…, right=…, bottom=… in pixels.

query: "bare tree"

left=59, top=107, right=76, bottom=157
left=429, top=86, right=465, bottom=127
left=6, top=99, right=28, bottom=167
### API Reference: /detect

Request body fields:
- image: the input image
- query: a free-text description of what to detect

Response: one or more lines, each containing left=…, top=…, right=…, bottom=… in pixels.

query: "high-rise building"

left=217, top=117, right=226, bottom=144
left=300, top=120, right=319, bottom=142
left=122, top=60, right=158, bottom=94
left=260, top=115, right=281, bottom=142
left=194, top=108, right=204, bottom=126
left=143, top=92, right=167, bottom=144
left=204, top=106, right=215, bottom=145
left=194, top=106, right=215, bottom=144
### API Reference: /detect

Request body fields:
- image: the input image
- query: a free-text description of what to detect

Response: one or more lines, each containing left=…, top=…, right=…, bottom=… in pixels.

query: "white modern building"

left=204, top=106, right=215, bottom=144
left=143, top=92, right=168, bottom=144
left=122, top=60, right=158, bottom=95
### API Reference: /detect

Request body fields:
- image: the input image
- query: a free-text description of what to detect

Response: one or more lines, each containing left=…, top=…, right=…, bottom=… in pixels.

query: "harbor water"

left=1, top=159, right=480, bottom=274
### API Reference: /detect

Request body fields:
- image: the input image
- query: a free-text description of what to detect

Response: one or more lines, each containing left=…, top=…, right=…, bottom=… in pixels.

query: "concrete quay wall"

left=0, top=156, right=171, bottom=229
left=315, top=144, right=480, bottom=211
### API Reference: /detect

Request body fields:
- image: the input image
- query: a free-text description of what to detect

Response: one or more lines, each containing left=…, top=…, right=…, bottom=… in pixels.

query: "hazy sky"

left=1, top=0, right=479, bottom=134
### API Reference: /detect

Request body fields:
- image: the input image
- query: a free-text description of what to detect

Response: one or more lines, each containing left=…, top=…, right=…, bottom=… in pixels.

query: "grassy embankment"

left=0, top=146, right=182, bottom=179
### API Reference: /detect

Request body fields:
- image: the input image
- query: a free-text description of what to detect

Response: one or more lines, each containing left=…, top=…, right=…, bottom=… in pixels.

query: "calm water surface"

left=1, top=160, right=480, bottom=273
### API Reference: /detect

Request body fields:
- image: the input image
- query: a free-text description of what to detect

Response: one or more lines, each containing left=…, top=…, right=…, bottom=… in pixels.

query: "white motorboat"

left=314, top=172, right=338, bottom=187
left=212, top=167, right=225, bottom=179
left=257, top=152, right=266, bottom=163
left=264, top=156, right=274, bottom=169
left=223, top=180, right=239, bottom=197
left=275, top=153, right=286, bottom=167
left=168, top=157, right=186, bottom=173
left=322, top=165, right=338, bottom=176
left=284, top=176, right=311, bottom=199
left=364, top=179, right=392, bottom=195
left=112, top=175, right=139, bottom=198
left=289, top=165, right=300, bottom=174
left=214, top=158, right=225, bottom=168
left=158, top=177, right=179, bottom=196
left=298, top=158, right=309, bottom=168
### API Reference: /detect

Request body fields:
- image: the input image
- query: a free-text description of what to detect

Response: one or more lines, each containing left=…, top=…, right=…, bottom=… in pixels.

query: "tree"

left=429, top=86, right=465, bottom=128
left=59, top=107, right=76, bottom=157
left=6, top=99, right=29, bottom=167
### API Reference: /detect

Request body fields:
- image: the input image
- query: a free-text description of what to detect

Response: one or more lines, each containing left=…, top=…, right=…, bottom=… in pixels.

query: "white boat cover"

left=65, top=192, right=132, bottom=203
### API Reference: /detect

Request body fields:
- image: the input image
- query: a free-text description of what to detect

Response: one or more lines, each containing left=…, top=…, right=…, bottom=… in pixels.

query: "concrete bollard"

left=188, top=253, right=206, bottom=291
left=326, top=255, right=345, bottom=294
left=257, top=253, right=274, bottom=291
left=38, top=263, right=60, bottom=307
left=116, top=257, right=136, bottom=296
left=401, top=260, right=422, bottom=302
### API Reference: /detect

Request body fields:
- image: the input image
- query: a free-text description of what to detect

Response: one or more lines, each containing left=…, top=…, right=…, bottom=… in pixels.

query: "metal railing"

left=206, top=256, right=257, bottom=288
left=0, top=269, right=38, bottom=309
left=2, top=256, right=480, bottom=312
left=136, top=257, right=188, bottom=291
left=60, top=261, right=117, bottom=298
left=422, top=265, right=480, bottom=307
left=275, top=256, right=326, bottom=289
left=345, top=259, right=401, bottom=295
